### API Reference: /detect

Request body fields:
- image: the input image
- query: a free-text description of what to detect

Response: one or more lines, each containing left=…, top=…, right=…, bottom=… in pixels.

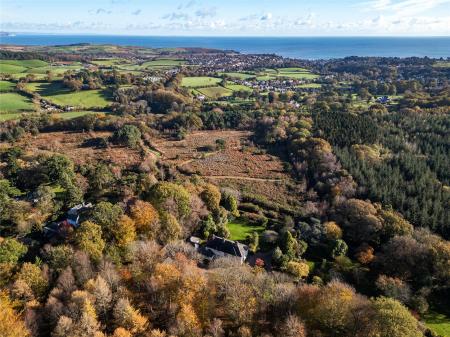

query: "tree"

left=113, top=298, right=148, bottom=334
left=128, top=200, right=160, bottom=239
left=0, top=238, right=27, bottom=264
left=200, top=184, right=221, bottom=212
left=375, top=275, right=411, bottom=304
left=150, top=182, right=191, bottom=219
left=111, top=215, right=136, bottom=249
left=331, top=239, right=348, bottom=258
left=286, top=261, right=310, bottom=280
left=16, top=262, right=48, bottom=299
left=278, top=314, right=306, bottom=337
left=371, top=297, right=421, bottom=337
left=324, top=221, right=342, bottom=240
left=248, top=232, right=259, bottom=253
left=159, top=211, right=182, bottom=244
left=85, top=276, right=112, bottom=318
left=112, top=125, right=142, bottom=148
left=74, top=221, right=105, bottom=262
left=0, top=292, right=30, bottom=337
left=90, top=202, right=124, bottom=239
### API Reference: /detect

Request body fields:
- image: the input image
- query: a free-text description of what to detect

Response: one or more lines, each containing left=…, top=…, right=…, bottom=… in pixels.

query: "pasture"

left=197, top=86, right=233, bottom=98
left=0, top=92, right=35, bottom=114
left=0, top=81, right=15, bottom=92
left=181, top=76, right=222, bottom=88
left=219, top=72, right=256, bottom=80
left=25, top=82, right=112, bottom=108
left=226, top=84, right=253, bottom=92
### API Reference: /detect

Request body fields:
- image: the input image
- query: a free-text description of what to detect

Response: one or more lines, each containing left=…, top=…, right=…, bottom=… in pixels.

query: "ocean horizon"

left=1, top=34, right=449, bottom=60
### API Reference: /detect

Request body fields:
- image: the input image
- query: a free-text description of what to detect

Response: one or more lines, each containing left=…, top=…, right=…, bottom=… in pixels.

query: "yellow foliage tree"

left=129, top=200, right=160, bottom=239
left=0, top=292, right=30, bottom=337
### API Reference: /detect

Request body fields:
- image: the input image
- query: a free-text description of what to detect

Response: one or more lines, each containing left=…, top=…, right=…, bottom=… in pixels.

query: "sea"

left=1, top=34, right=449, bottom=60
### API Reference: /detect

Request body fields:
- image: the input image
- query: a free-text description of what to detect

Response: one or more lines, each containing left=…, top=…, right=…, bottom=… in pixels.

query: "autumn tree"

left=113, top=298, right=148, bottom=334
left=74, top=221, right=105, bottom=262
left=0, top=292, right=30, bottom=337
left=128, top=200, right=160, bottom=239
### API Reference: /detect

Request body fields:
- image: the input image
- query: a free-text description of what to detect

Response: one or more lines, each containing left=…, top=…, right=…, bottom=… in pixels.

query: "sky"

left=1, top=0, right=449, bottom=36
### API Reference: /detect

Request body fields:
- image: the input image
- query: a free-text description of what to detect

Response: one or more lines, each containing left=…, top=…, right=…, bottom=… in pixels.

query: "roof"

left=205, top=235, right=248, bottom=258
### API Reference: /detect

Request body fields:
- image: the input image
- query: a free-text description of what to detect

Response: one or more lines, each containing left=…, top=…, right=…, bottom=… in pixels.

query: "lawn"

left=91, top=58, right=127, bottom=66
left=25, top=82, right=112, bottom=108
left=277, top=67, right=310, bottom=72
left=181, top=76, right=222, bottom=88
left=0, top=93, right=35, bottom=113
left=197, top=86, right=233, bottom=98
left=0, top=81, right=15, bottom=92
left=26, top=65, right=82, bottom=75
left=424, top=311, right=450, bottom=337
left=256, top=75, right=277, bottom=81
left=227, top=219, right=265, bottom=241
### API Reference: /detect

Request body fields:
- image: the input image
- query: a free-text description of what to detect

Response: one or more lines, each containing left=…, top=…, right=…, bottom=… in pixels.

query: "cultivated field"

left=0, top=80, right=15, bottom=92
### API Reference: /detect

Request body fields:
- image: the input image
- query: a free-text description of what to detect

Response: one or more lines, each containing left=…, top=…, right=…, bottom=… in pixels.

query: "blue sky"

left=1, top=0, right=449, bottom=36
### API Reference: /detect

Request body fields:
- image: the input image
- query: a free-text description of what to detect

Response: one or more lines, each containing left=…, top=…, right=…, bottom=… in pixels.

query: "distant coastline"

left=1, top=34, right=449, bottom=60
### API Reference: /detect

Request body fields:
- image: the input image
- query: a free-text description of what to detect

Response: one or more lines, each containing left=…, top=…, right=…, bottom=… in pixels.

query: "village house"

left=198, top=235, right=249, bottom=264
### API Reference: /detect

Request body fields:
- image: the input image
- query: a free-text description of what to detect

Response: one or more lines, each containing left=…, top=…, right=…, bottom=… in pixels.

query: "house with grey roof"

left=201, top=235, right=249, bottom=264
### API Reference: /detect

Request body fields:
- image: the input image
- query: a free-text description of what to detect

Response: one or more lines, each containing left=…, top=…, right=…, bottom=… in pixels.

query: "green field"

left=219, top=72, right=256, bottom=80
left=227, top=220, right=265, bottom=241
left=91, top=58, right=128, bottom=66
left=181, top=76, right=222, bottom=88
left=25, top=82, right=112, bottom=108
left=0, top=59, right=48, bottom=68
left=0, top=92, right=35, bottom=114
left=256, top=75, right=277, bottom=81
left=297, top=83, right=322, bottom=89
left=226, top=84, right=253, bottom=92
left=424, top=311, right=450, bottom=337
left=141, top=59, right=185, bottom=68
left=57, top=111, right=109, bottom=119
left=0, top=81, right=15, bottom=92
left=197, top=86, right=233, bottom=98
left=0, top=63, right=28, bottom=74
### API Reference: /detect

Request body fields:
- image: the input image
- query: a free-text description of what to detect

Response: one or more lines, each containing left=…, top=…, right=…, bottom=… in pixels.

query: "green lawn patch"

left=91, top=58, right=128, bottom=66
left=256, top=75, right=277, bottom=81
left=181, top=76, right=222, bottom=88
left=197, top=86, right=233, bottom=98
left=227, top=219, right=265, bottom=242
left=277, top=72, right=320, bottom=80
left=0, top=81, right=15, bottom=92
left=26, top=65, right=82, bottom=75
left=277, top=67, right=310, bottom=73
left=0, top=92, right=35, bottom=113
left=424, top=311, right=450, bottom=337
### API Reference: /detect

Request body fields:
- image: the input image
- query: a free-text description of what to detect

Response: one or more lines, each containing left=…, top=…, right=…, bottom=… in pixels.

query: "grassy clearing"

left=256, top=75, right=277, bottom=81
left=424, top=311, right=450, bottom=337
left=26, top=82, right=112, bottom=108
left=197, top=86, right=233, bottom=98
left=27, top=65, right=82, bottom=75
left=181, top=76, right=222, bottom=88
left=0, top=92, right=35, bottom=113
left=433, top=61, right=450, bottom=68
left=0, top=81, right=15, bottom=92
left=278, top=72, right=320, bottom=80
left=227, top=219, right=265, bottom=241
left=277, top=67, right=309, bottom=72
